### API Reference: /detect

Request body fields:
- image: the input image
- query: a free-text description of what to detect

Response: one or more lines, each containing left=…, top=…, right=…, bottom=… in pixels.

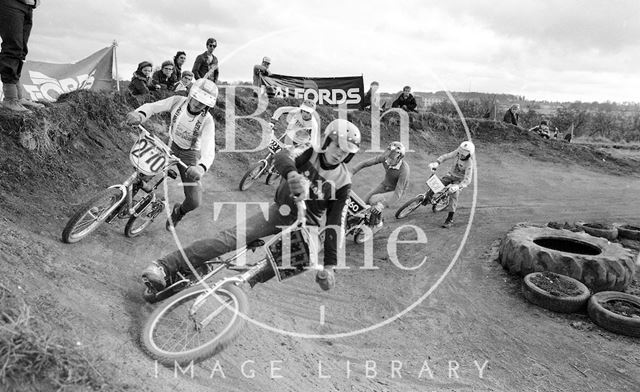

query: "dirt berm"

left=0, top=90, right=638, bottom=392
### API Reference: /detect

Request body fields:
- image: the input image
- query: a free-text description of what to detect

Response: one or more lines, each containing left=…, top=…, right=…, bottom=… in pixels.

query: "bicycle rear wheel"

left=395, top=195, right=425, bottom=219
left=432, top=193, right=451, bottom=212
left=141, top=282, right=248, bottom=366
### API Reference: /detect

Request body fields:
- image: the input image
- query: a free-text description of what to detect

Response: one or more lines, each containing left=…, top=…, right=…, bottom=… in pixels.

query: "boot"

left=165, top=203, right=185, bottom=231
left=442, top=212, right=455, bottom=228
left=16, top=82, right=44, bottom=109
left=2, top=83, right=30, bottom=113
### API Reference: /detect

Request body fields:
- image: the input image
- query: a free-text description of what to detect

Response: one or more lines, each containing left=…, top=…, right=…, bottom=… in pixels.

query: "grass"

left=0, top=285, right=128, bottom=392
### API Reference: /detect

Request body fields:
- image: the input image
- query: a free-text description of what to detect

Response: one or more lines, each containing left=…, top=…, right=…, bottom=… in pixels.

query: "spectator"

left=528, top=119, right=552, bottom=139
left=128, top=61, right=158, bottom=97
left=361, top=81, right=380, bottom=111
left=172, top=51, right=186, bottom=81
left=253, top=56, right=271, bottom=88
left=152, top=60, right=178, bottom=91
left=503, top=104, right=520, bottom=126
left=391, top=86, right=417, bottom=112
left=192, top=37, right=219, bottom=82
left=0, top=0, right=42, bottom=112
left=173, top=70, right=194, bottom=96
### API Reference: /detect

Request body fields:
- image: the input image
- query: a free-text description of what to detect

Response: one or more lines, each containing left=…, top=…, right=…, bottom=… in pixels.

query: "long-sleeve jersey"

left=135, top=96, right=216, bottom=170
left=352, top=154, right=410, bottom=204
left=436, top=150, right=474, bottom=189
left=272, top=106, right=320, bottom=148
left=273, top=148, right=352, bottom=267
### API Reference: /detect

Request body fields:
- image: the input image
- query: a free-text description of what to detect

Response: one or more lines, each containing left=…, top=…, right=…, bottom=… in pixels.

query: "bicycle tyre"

left=124, top=196, right=162, bottom=238
left=395, top=195, right=425, bottom=219
left=61, top=187, right=124, bottom=243
left=265, top=170, right=281, bottom=185
left=432, top=193, right=450, bottom=212
left=141, top=282, right=248, bottom=366
left=239, top=161, right=267, bottom=191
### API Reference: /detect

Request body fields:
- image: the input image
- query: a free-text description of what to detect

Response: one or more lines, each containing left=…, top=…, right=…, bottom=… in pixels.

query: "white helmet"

left=321, top=119, right=361, bottom=163
left=189, top=78, right=218, bottom=107
left=458, top=140, right=475, bottom=156
left=300, top=98, right=316, bottom=113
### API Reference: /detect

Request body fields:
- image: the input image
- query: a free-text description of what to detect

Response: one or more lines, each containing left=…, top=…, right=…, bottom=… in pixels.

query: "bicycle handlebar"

left=137, top=124, right=188, bottom=169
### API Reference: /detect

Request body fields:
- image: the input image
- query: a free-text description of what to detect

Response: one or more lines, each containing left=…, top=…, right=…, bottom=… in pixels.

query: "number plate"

left=129, top=136, right=168, bottom=175
left=267, top=137, right=284, bottom=154
left=426, top=175, right=445, bottom=193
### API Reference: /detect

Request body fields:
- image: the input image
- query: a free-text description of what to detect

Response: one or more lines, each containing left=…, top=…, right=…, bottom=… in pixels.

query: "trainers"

left=315, top=268, right=335, bottom=291
left=442, top=219, right=454, bottom=229
left=142, top=262, right=167, bottom=291
left=19, top=98, right=44, bottom=109
left=165, top=203, right=184, bottom=231
left=1, top=99, right=31, bottom=113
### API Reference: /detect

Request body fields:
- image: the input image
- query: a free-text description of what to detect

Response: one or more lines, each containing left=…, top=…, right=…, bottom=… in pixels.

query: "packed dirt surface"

left=1, top=91, right=639, bottom=392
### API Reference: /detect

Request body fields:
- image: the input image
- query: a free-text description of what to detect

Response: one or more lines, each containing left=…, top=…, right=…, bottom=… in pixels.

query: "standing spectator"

left=361, top=81, right=380, bottom=111
left=0, top=0, right=42, bottom=112
left=128, top=61, right=158, bottom=98
left=172, top=51, right=186, bottom=82
left=173, top=70, right=194, bottom=96
left=391, top=86, right=417, bottom=112
left=152, top=60, right=178, bottom=91
left=253, top=56, right=271, bottom=87
left=503, top=104, right=520, bottom=126
left=192, top=37, right=219, bottom=82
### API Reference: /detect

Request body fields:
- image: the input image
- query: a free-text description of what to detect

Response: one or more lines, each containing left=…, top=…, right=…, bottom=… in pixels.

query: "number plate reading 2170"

left=130, top=137, right=166, bottom=174
left=268, top=138, right=283, bottom=154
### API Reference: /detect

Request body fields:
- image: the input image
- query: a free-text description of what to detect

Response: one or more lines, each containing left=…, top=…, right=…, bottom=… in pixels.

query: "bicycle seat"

left=247, top=239, right=265, bottom=251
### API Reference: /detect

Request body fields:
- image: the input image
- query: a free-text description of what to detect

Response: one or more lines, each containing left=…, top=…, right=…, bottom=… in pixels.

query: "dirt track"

left=2, top=130, right=639, bottom=391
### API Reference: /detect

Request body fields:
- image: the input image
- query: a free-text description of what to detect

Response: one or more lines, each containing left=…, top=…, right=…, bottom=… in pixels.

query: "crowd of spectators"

left=128, top=37, right=218, bottom=102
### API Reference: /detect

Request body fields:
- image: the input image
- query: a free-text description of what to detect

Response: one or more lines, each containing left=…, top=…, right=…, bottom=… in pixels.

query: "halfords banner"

left=260, top=74, right=364, bottom=109
left=10, top=46, right=115, bottom=102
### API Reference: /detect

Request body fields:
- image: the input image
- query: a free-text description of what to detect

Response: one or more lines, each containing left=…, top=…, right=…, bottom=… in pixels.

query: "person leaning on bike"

left=427, top=141, right=475, bottom=228
left=271, top=99, right=320, bottom=152
left=351, top=141, right=410, bottom=229
left=141, top=119, right=361, bottom=292
left=125, top=78, right=218, bottom=230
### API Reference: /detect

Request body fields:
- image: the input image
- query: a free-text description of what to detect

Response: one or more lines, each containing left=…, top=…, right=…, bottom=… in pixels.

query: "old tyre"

left=576, top=221, right=618, bottom=241
left=617, top=224, right=640, bottom=241
left=522, top=272, right=591, bottom=313
left=498, top=225, right=636, bottom=292
left=587, top=291, right=640, bottom=337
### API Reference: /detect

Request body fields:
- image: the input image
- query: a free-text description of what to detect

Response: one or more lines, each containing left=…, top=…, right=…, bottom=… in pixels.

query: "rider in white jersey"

left=125, top=78, right=218, bottom=230
left=271, top=99, right=320, bottom=152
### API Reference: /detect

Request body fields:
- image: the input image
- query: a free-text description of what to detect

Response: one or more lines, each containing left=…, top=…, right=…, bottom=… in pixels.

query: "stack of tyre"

left=498, top=223, right=640, bottom=338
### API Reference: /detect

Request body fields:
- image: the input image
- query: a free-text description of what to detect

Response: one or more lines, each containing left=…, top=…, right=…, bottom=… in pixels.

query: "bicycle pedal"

left=167, top=169, right=178, bottom=179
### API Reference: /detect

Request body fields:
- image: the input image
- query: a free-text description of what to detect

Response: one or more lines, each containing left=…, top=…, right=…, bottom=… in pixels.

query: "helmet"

left=540, top=120, right=549, bottom=126
left=262, top=56, right=271, bottom=64
left=300, top=99, right=316, bottom=113
left=458, top=140, right=475, bottom=156
left=189, top=78, right=218, bottom=107
left=321, top=119, right=361, bottom=163
left=385, top=141, right=406, bottom=165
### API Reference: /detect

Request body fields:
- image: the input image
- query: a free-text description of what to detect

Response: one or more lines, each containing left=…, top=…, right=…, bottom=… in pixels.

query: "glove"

left=185, top=165, right=205, bottom=181
left=371, top=202, right=384, bottom=214
left=428, top=162, right=439, bottom=171
left=287, top=171, right=307, bottom=199
left=449, top=184, right=460, bottom=193
left=125, top=111, right=144, bottom=125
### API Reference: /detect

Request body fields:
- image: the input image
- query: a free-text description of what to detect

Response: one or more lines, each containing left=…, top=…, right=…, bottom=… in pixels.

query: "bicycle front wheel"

left=395, top=195, right=425, bottom=219
left=239, top=161, right=267, bottom=191
left=141, top=282, right=248, bottom=366
left=61, top=187, right=124, bottom=243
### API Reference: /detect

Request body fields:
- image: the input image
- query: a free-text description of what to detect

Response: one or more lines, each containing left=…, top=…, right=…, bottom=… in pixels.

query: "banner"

left=10, top=46, right=115, bottom=102
left=261, top=74, right=364, bottom=109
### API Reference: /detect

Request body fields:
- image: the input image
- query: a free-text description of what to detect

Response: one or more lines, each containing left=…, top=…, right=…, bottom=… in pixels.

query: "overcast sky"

left=29, top=0, right=639, bottom=103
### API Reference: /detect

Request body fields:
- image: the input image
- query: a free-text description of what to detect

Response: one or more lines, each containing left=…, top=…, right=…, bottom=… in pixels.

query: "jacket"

left=274, top=148, right=352, bottom=267
left=192, top=51, right=219, bottom=82
left=391, top=93, right=417, bottom=112
left=151, top=70, right=178, bottom=91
